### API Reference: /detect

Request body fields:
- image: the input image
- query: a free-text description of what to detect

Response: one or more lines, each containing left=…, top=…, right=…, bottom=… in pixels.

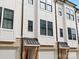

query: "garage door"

left=0, top=49, right=17, bottom=59
left=38, top=51, right=54, bottom=59
left=68, top=52, right=77, bottom=59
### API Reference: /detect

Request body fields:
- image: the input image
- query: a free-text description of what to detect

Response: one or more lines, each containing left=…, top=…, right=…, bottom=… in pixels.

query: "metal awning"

left=23, top=38, right=40, bottom=47
left=58, top=42, right=70, bottom=49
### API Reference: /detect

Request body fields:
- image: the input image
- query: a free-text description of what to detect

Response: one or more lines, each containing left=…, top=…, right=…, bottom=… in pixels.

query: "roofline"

left=67, top=1, right=77, bottom=6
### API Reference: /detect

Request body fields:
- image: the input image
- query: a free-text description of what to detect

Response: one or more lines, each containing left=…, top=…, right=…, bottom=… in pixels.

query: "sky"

left=69, top=0, right=79, bottom=8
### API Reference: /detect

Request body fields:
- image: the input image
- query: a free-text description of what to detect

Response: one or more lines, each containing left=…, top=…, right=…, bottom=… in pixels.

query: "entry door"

left=24, top=47, right=38, bottom=59
left=59, top=50, right=68, bottom=59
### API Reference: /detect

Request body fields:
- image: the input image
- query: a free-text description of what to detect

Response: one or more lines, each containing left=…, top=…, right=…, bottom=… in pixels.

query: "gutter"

left=21, top=0, right=24, bottom=59
left=54, top=0, right=59, bottom=59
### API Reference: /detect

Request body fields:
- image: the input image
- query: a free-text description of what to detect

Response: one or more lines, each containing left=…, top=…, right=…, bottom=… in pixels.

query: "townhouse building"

left=0, top=0, right=79, bottom=59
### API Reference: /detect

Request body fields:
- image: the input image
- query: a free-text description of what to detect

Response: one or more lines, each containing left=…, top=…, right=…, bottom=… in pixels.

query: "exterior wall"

left=38, top=46, right=57, bottom=59
left=23, top=0, right=36, bottom=38
left=56, top=1, right=78, bottom=48
left=0, top=0, right=22, bottom=41
left=56, top=2, right=65, bottom=42
left=0, top=38, right=21, bottom=59
left=37, top=0, right=56, bottom=45
left=64, top=4, right=78, bottom=48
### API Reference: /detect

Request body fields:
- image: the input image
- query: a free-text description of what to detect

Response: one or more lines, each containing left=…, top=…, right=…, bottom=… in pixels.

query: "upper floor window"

left=58, top=8, right=62, bottom=16
left=28, top=20, right=33, bottom=32
left=40, top=19, right=53, bottom=36
left=40, top=0, right=52, bottom=12
left=0, top=7, right=2, bottom=27
left=2, top=9, right=14, bottom=29
left=47, top=21, right=53, bottom=36
left=60, top=28, right=63, bottom=37
left=28, top=0, right=33, bottom=5
left=77, top=16, right=79, bottom=22
left=68, top=28, right=76, bottom=40
left=40, top=20, right=46, bottom=35
left=66, top=8, right=74, bottom=21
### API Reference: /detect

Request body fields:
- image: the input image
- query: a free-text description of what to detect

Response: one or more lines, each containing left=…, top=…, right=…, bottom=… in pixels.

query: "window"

left=71, top=15, right=74, bottom=21
left=40, top=0, right=52, bottom=12
left=40, top=20, right=46, bottom=35
left=77, top=16, right=79, bottom=22
left=66, top=13, right=70, bottom=19
left=58, top=8, right=62, bottom=16
left=47, top=21, right=53, bottom=36
left=28, top=20, right=33, bottom=32
left=66, top=8, right=74, bottom=20
left=2, top=9, right=14, bottom=29
left=28, top=0, right=33, bottom=5
left=60, top=28, right=63, bottom=37
left=40, top=19, right=53, bottom=36
left=0, top=7, right=2, bottom=27
left=40, top=1, right=46, bottom=10
left=68, top=28, right=76, bottom=40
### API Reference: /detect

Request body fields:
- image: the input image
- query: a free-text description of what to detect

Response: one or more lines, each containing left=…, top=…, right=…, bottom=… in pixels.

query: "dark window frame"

left=40, top=0, right=52, bottom=12
left=2, top=8, right=14, bottom=29
left=40, top=19, right=53, bottom=36
left=0, top=7, right=2, bottom=27
left=47, top=21, right=53, bottom=36
left=28, top=20, right=33, bottom=32
left=60, top=28, right=63, bottom=37
left=28, top=0, right=33, bottom=5
left=40, top=19, right=46, bottom=35
left=68, top=28, right=76, bottom=40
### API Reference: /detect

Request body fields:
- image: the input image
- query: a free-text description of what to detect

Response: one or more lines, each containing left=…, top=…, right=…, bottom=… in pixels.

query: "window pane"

left=7, top=20, right=13, bottom=29
left=2, top=19, right=8, bottom=28
left=28, top=0, right=33, bottom=4
left=70, top=15, right=74, bottom=20
left=66, top=13, right=70, bottom=19
left=4, top=9, right=13, bottom=19
left=68, top=28, right=72, bottom=39
left=60, top=29, right=63, bottom=37
left=46, top=4, right=52, bottom=12
left=47, top=0, right=52, bottom=5
left=47, top=21, right=53, bottom=36
left=58, top=8, right=62, bottom=16
left=77, top=16, right=79, bottom=22
left=0, top=7, right=2, bottom=27
left=40, top=0, right=46, bottom=2
left=40, top=20, right=46, bottom=35
left=40, top=2, right=46, bottom=10
left=70, top=10, right=74, bottom=15
left=71, top=29, right=76, bottom=40
left=72, top=34, right=76, bottom=40
left=28, top=20, right=33, bottom=32
left=2, top=9, right=14, bottom=29
left=66, top=7, right=70, bottom=13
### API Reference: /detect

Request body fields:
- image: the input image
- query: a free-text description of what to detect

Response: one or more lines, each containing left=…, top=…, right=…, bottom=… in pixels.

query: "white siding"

left=38, top=51, right=55, bottom=59
left=0, top=49, right=17, bottom=59
left=68, top=52, right=77, bottom=59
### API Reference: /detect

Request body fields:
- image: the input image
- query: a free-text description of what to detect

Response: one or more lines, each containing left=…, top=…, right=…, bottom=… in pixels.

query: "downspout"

left=75, top=9, right=79, bottom=44
left=54, top=0, right=59, bottom=59
left=21, top=0, right=24, bottom=59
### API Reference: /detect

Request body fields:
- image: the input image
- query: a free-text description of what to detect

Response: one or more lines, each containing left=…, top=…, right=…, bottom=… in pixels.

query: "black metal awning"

left=58, top=42, right=69, bottom=49
left=23, top=38, right=40, bottom=47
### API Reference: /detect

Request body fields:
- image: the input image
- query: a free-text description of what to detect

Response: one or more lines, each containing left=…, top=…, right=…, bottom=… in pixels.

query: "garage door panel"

left=38, top=51, right=54, bottom=59
left=68, top=52, right=77, bottom=59
left=0, top=49, right=17, bottom=59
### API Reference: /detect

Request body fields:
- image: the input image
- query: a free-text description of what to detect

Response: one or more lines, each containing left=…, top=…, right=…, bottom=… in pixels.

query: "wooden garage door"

left=0, top=49, right=17, bottom=59
left=38, top=51, right=54, bottom=59
left=68, top=52, right=77, bottom=59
